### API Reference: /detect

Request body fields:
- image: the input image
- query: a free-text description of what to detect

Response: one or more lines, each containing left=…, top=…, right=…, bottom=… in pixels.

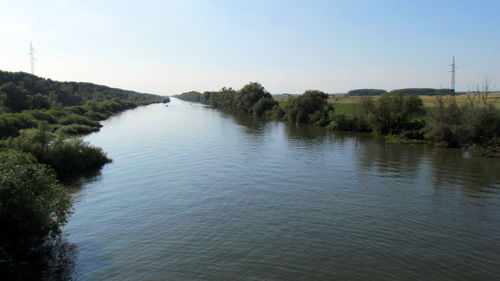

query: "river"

left=64, top=98, right=500, bottom=281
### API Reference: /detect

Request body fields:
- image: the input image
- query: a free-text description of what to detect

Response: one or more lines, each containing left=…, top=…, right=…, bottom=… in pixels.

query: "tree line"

left=347, top=88, right=454, bottom=96
left=178, top=82, right=499, bottom=151
left=0, top=70, right=170, bottom=280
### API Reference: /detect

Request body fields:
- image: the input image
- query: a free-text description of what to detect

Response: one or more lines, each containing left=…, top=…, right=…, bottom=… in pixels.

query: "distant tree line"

left=347, top=88, right=454, bottom=96
left=347, top=89, right=387, bottom=96
left=0, top=70, right=169, bottom=279
left=389, top=88, right=455, bottom=96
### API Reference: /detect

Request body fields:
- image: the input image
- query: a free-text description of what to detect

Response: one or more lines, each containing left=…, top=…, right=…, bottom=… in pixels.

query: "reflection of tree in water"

left=40, top=236, right=77, bottom=281
left=3, top=236, right=77, bottom=281
left=355, top=139, right=425, bottom=179
left=28, top=170, right=103, bottom=280
left=428, top=149, right=500, bottom=198
left=356, top=139, right=500, bottom=197
left=60, top=169, right=103, bottom=191
left=284, top=123, right=329, bottom=143
left=219, top=111, right=268, bottom=136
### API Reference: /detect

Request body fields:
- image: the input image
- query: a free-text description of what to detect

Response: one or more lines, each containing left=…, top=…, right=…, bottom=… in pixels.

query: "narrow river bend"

left=65, top=98, right=500, bottom=281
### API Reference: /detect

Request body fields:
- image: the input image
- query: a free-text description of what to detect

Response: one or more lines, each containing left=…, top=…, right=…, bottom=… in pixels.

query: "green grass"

left=332, top=103, right=355, bottom=115
left=277, top=100, right=289, bottom=108
left=276, top=100, right=355, bottom=115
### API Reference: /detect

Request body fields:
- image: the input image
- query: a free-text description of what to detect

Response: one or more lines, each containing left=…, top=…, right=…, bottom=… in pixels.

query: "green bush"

left=84, top=111, right=108, bottom=121
left=27, top=110, right=57, bottom=124
left=45, top=135, right=111, bottom=174
left=285, top=90, right=333, bottom=126
left=2, top=123, right=111, bottom=175
left=425, top=96, right=500, bottom=148
left=368, top=92, right=424, bottom=135
left=0, top=150, right=72, bottom=274
left=328, top=113, right=354, bottom=131
left=253, top=97, right=277, bottom=115
left=0, top=113, right=37, bottom=138
left=351, top=97, right=375, bottom=132
left=56, top=124, right=100, bottom=135
left=58, top=113, right=101, bottom=128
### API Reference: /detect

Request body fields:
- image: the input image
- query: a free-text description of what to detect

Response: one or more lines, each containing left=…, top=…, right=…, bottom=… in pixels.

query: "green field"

left=274, top=93, right=500, bottom=115
left=332, top=103, right=355, bottom=115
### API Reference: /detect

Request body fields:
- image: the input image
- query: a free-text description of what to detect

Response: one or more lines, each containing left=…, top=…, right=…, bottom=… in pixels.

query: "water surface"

left=65, top=98, right=500, bottom=281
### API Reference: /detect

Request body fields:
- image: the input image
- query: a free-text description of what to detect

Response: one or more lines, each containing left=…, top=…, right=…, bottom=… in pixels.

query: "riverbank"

left=65, top=100, right=500, bottom=281
left=0, top=71, right=170, bottom=280
left=177, top=83, right=500, bottom=153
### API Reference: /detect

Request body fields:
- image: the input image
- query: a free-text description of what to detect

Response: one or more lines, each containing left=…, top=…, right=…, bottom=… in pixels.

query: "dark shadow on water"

left=1, top=236, right=77, bottom=281
left=428, top=148, right=500, bottom=198
left=40, top=236, right=77, bottom=281
left=218, top=110, right=268, bottom=136
left=354, top=136, right=500, bottom=198
left=59, top=169, right=103, bottom=191
left=355, top=139, right=426, bottom=179
left=284, top=123, right=329, bottom=141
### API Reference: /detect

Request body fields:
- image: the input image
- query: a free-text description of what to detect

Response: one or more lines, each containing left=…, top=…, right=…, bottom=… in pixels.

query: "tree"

left=369, top=92, right=424, bottom=135
left=236, top=82, right=274, bottom=114
left=30, top=93, right=51, bottom=109
left=0, top=150, right=72, bottom=269
left=352, top=97, right=375, bottom=131
left=0, top=83, right=29, bottom=112
left=285, top=90, right=332, bottom=125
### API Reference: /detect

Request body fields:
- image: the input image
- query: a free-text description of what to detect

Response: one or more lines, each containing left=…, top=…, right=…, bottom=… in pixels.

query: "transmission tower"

left=28, top=42, right=36, bottom=75
left=449, top=55, right=456, bottom=94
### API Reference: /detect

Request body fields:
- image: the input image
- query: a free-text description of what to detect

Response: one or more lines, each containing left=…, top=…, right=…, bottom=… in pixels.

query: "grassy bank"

left=0, top=70, right=170, bottom=280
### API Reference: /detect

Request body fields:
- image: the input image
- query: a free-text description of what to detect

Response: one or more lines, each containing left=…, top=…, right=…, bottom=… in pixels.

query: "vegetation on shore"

left=346, top=88, right=455, bottom=96
left=0, top=70, right=169, bottom=279
left=0, top=150, right=72, bottom=280
left=0, top=70, right=170, bottom=138
left=178, top=82, right=500, bottom=153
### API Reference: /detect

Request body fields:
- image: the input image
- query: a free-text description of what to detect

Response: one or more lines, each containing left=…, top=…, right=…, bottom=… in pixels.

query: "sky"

left=0, top=0, right=499, bottom=95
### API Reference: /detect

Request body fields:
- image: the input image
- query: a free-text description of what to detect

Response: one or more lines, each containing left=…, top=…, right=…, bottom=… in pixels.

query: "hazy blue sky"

left=1, top=0, right=499, bottom=94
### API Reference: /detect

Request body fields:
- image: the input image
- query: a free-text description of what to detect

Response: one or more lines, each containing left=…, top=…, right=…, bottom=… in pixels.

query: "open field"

left=274, top=92, right=500, bottom=115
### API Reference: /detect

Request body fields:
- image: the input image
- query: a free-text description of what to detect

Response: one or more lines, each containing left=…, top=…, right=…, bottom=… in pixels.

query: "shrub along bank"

left=0, top=70, right=170, bottom=279
left=178, top=83, right=500, bottom=151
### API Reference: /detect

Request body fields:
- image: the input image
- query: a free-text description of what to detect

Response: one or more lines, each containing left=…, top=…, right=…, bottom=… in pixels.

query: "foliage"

left=0, top=70, right=169, bottom=138
left=0, top=98, right=163, bottom=138
left=0, top=70, right=168, bottom=108
left=30, top=93, right=51, bottom=109
left=351, top=97, right=375, bottom=132
left=347, top=89, right=387, bottom=96
left=389, top=88, right=454, bottom=96
left=0, top=113, right=37, bottom=138
left=235, top=83, right=274, bottom=114
left=328, top=113, right=354, bottom=131
left=178, top=83, right=277, bottom=116
left=425, top=95, right=500, bottom=148
left=368, top=92, right=424, bottom=135
left=0, top=82, right=29, bottom=112
left=0, top=150, right=72, bottom=277
left=284, top=90, right=333, bottom=126
left=177, top=91, right=202, bottom=102
left=58, top=113, right=101, bottom=128
left=1, top=123, right=111, bottom=175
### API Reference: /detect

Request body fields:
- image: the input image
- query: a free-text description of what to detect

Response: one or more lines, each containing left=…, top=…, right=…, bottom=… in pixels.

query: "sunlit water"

left=65, top=98, right=500, bottom=281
